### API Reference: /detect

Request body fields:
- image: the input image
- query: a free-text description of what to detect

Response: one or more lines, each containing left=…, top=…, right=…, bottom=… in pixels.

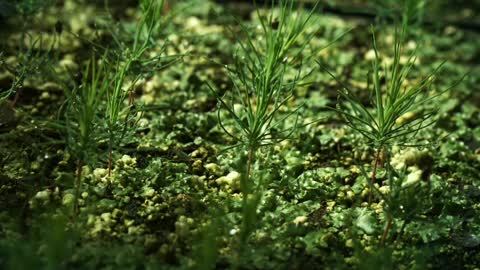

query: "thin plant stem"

left=240, top=145, right=256, bottom=245
left=369, top=146, right=383, bottom=204
left=73, top=160, right=83, bottom=218
left=394, top=219, right=407, bottom=245
left=235, top=146, right=256, bottom=268
left=162, top=0, right=170, bottom=15
left=11, top=88, right=21, bottom=108
left=128, top=91, right=134, bottom=106
left=246, top=146, right=255, bottom=190
left=108, top=136, right=113, bottom=177
left=381, top=216, right=393, bottom=246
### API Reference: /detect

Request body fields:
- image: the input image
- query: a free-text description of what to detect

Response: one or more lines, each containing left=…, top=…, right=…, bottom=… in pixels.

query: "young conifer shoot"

left=328, top=18, right=463, bottom=245
left=64, top=55, right=108, bottom=216
left=208, top=0, right=321, bottom=257
left=104, top=0, right=176, bottom=176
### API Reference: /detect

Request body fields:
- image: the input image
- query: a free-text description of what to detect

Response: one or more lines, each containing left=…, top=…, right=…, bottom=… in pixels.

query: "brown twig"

left=10, top=88, right=21, bottom=108
left=381, top=216, right=393, bottom=246
left=369, top=146, right=382, bottom=204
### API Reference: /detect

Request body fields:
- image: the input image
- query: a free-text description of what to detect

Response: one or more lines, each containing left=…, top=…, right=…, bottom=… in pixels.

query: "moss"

left=0, top=0, right=479, bottom=269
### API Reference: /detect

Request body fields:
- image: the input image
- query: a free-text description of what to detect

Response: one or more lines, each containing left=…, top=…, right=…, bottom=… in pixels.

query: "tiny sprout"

left=209, top=0, right=323, bottom=255
left=329, top=20, right=465, bottom=245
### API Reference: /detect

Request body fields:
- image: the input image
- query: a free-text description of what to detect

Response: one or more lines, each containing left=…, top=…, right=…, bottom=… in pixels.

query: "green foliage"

left=109, top=0, right=175, bottom=69
left=64, top=56, right=107, bottom=165
left=0, top=214, right=77, bottom=270
left=63, top=55, right=108, bottom=214
left=139, top=0, right=165, bottom=34
left=192, top=216, right=221, bottom=270
left=332, top=25, right=445, bottom=149
left=329, top=12, right=465, bottom=245
left=371, top=0, right=427, bottom=26
left=103, top=0, right=178, bottom=174
left=104, top=0, right=170, bottom=129
left=0, top=0, right=54, bottom=19
left=380, top=164, right=431, bottom=221
left=209, top=0, right=319, bottom=151
left=104, top=0, right=168, bottom=127
left=103, top=55, right=137, bottom=175
left=208, top=0, right=323, bottom=256
left=207, top=1, right=351, bottom=260
left=0, top=35, right=53, bottom=103
left=0, top=0, right=478, bottom=269
left=15, top=0, right=54, bottom=16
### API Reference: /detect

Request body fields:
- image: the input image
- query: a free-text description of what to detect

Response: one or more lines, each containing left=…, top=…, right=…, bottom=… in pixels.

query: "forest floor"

left=0, top=0, right=479, bottom=269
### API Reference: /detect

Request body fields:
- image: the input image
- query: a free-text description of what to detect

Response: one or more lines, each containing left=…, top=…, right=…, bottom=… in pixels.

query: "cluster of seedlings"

left=0, top=0, right=473, bottom=269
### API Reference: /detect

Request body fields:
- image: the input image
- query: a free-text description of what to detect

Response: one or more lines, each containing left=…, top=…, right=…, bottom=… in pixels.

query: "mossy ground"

left=1, top=1, right=480, bottom=269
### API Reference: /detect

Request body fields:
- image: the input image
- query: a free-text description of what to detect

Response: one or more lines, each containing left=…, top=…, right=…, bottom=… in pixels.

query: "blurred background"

left=2, top=0, right=480, bottom=29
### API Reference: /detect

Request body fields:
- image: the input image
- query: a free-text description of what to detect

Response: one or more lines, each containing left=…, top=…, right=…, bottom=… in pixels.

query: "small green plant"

left=328, top=20, right=463, bottom=245
left=329, top=24, right=439, bottom=195
left=51, top=0, right=179, bottom=217
left=64, top=55, right=108, bottom=216
left=0, top=35, right=53, bottom=106
left=208, top=0, right=320, bottom=257
left=107, top=0, right=171, bottom=63
left=104, top=59, right=131, bottom=177
left=103, top=0, right=177, bottom=176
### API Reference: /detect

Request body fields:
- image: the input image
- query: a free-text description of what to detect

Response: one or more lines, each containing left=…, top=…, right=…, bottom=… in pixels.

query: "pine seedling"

left=208, top=0, right=320, bottom=253
left=327, top=21, right=443, bottom=201
left=0, top=35, right=53, bottom=105
left=108, top=0, right=173, bottom=69
left=104, top=0, right=177, bottom=176
left=104, top=55, right=137, bottom=177
left=329, top=20, right=463, bottom=244
left=64, top=55, right=108, bottom=216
